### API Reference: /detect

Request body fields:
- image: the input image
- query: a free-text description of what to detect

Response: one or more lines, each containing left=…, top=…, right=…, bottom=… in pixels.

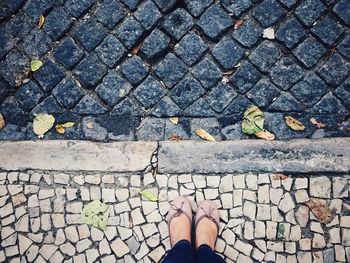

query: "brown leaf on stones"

left=272, top=173, right=289, bottom=180
left=310, top=118, right=326, bottom=129
left=169, top=117, right=179, bottom=125
left=38, top=15, right=45, bottom=29
left=131, top=43, right=142, bottom=55
left=307, top=199, right=335, bottom=224
left=129, top=215, right=133, bottom=228
left=195, top=129, right=216, bottom=141
left=168, top=135, right=182, bottom=141
left=15, top=69, right=31, bottom=87
left=234, top=19, right=244, bottom=30
left=285, top=116, right=305, bottom=131
left=0, top=113, right=5, bottom=130
left=255, top=129, right=275, bottom=140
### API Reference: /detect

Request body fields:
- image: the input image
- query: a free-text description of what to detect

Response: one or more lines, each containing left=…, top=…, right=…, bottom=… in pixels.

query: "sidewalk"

left=0, top=139, right=350, bottom=262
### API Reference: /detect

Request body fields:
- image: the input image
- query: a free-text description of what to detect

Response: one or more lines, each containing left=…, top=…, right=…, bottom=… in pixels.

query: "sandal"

left=166, top=196, right=193, bottom=247
left=194, top=200, right=220, bottom=248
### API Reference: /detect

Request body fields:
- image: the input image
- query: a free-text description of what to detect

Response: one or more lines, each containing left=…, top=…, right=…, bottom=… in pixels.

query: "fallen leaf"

left=263, top=27, right=275, bottom=39
left=285, top=116, right=305, bottom=131
left=272, top=173, right=289, bottom=180
left=15, top=69, right=31, bottom=87
left=310, top=118, right=326, bottom=129
left=307, top=199, right=335, bottom=224
left=129, top=215, right=133, bottom=228
left=0, top=113, right=5, bottom=129
left=131, top=43, right=142, bottom=55
left=277, top=224, right=285, bottom=235
left=81, top=200, right=110, bottom=231
left=38, top=15, right=45, bottom=29
left=33, top=114, right=55, bottom=138
left=234, top=19, right=244, bottom=30
left=55, top=122, right=75, bottom=134
left=168, top=135, right=182, bottom=141
left=313, top=253, right=320, bottom=259
left=222, top=76, right=229, bottom=84
left=169, top=117, right=179, bottom=125
left=223, top=70, right=234, bottom=75
left=242, top=105, right=264, bottom=135
left=140, top=189, right=158, bottom=202
left=30, top=60, right=43, bottom=72
left=195, top=129, right=216, bottom=141
left=255, top=129, right=275, bottom=140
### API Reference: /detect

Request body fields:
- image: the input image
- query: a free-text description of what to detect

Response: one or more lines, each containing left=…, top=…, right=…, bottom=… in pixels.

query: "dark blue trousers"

left=163, top=240, right=226, bottom=263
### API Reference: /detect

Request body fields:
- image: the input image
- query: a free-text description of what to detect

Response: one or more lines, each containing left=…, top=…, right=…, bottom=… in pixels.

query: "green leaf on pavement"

left=81, top=200, right=110, bottom=231
left=278, top=224, right=285, bottom=235
left=140, top=189, right=158, bottom=202
left=242, top=105, right=264, bottom=134
left=30, top=60, right=43, bottom=72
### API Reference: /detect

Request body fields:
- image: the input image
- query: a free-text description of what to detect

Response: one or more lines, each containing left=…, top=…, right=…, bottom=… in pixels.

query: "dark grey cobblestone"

left=0, top=0, right=349, bottom=141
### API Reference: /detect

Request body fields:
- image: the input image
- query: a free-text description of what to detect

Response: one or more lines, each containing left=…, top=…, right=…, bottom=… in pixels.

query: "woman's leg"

left=162, top=239, right=195, bottom=263
left=196, top=244, right=226, bottom=263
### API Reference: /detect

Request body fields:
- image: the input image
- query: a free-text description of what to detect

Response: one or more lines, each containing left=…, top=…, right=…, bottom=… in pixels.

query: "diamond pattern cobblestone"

left=0, top=0, right=349, bottom=141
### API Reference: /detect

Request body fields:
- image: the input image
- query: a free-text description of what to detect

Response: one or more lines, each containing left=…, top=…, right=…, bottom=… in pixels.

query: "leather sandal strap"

left=195, top=207, right=220, bottom=232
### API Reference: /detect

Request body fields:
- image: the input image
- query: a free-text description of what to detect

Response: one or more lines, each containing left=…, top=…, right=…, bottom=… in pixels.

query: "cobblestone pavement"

left=0, top=0, right=350, bottom=141
left=1, top=170, right=350, bottom=262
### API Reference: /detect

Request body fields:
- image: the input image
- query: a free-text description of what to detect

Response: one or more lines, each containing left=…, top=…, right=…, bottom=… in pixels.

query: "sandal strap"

left=168, top=201, right=192, bottom=227
left=195, top=207, right=220, bottom=232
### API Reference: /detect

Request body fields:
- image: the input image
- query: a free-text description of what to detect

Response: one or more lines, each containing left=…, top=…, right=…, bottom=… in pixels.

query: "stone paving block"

left=317, top=53, right=349, bottom=87
left=33, top=59, right=65, bottom=92
left=270, top=57, right=304, bottom=90
left=120, top=56, right=149, bottom=85
left=338, top=35, right=350, bottom=60
left=22, top=30, right=52, bottom=57
left=212, top=37, right=245, bottom=70
left=292, top=38, right=327, bottom=68
left=232, top=21, right=262, bottom=48
left=276, top=17, right=306, bottom=49
left=74, top=54, right=108, bottom=88
left=73, top=95, right=107, bottom=115
left=95, top=35, right=126, bottom=68
left=269, top=92, right=303, bottom=112
left=72, top=18, right=107, bottom=52
left=290, top=73, right=327, bottom=107
left=96, top=71, right=132, bottom=107
left=222, top=0, right=252, bottom=16
left=150, top=96, right=183, bottom=117
left=24, top=0, right=51, bottom=20
left=162, top=9, right=194, bottom=40
left=15, top=81, right=44, bottom=111
left=192, top=58, right=222, bottom=89
left=134, top=0, right=162, bottom=30
left=295, top=0, right=326, bottom=27
left=94, top=0, right=126, bottom=29
left=116, top=16, right=145, bottom=49
left=229, top=62, right=261, bottom=94
left=197, top=5, right=233, bottom=40
left=154, top=53, right=188, bottom=88
left=121, top=0, right=141, bottom=10
left=185, top=0, right=213, bottom=17
left=252, top=0, right=285, bottom=27
left=52, top=78, right=83, bottom=109
left=170, top=76, right=205, bottom=109
left=335, top=77, right=350, bottom=109
left=134, top=76, right=166, bottom=109
left=312, top=92, right=348, bottom=114
left=246, top=79, right=280, bottom=109
left=110, top=97, right=144, bottom=116
left=65, top=0, right=94, bottom=18
left=184, top=98, right=216, bottom=117
left=249, top=41, right=281, bottom=72
left=140, top=29, right=170, bottom=60
left=54, top=37, right=84, bottom=69
left=311, top=15, right=344, bottom=46
left=43, top=7, right=72, bottom=40
left=206, top=82, right=237, bottom=113
left=174, top=31, right=207, bottom=66
left=333, top=0, right=350, bottom=25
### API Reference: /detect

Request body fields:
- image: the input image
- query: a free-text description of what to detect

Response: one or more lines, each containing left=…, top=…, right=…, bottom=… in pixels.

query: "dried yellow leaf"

left=61, top=122, right=75, bottom=128
left=195, top=129, right=216, bottom=142
left=255, top=129, right=275, bottom=140
left=38, top=15, right=45, bottom=29
left=272, top=173, right=289, bottom=180
left=55, top=125, right=65, bottom=134
left=168, top=135, right=182, bottom=141
left=169, top=117, right=179, bottom=125
left=310, top=118, right=326, bottom=129
left=33, top=114, right=55, bottom=138
left=307, top=199, right=335, bottom=224
left=0, top=113, right=5, bottom=130
left=285, top=116, right=305, bottom=131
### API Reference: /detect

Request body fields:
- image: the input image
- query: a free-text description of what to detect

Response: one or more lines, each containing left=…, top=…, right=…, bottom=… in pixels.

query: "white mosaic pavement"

left=0, top=171, right=350, bottom=263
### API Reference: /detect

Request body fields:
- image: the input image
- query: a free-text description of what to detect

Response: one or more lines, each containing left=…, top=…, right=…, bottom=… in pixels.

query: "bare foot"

left=196, top=217, right=217, bottom=250
left=169, top=213, right=191, bottom=246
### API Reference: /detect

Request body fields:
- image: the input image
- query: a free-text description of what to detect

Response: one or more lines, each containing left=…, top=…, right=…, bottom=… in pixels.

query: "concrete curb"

left=0, top=138, right=349, bottom=173
left=158, top=138, right=350, bottom=174
left=0, top=141, right=157, bottom=172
